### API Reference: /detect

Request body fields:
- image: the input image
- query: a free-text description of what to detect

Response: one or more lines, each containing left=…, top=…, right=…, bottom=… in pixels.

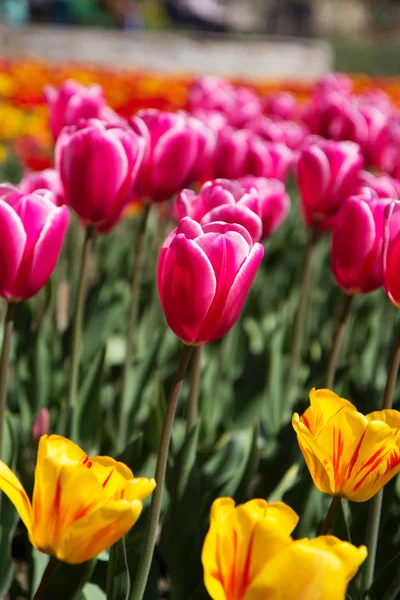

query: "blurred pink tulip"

left=56, top=119, right=144, bottom=229
left=332, top=194, right=391, bottom=294
left=296, top=139, right=363, bottom=231
left=238, top=176, right=290, bottom=238
left=19, top=169, right=64, bottom=206
left=176, top=179, right=262, bottom=244
left=247, top=139, right=293, bottom=182
left=45, top=79, right=118, bottom=141
left=129, top=109, right=199, bottom=202
left=245, top=116, right=309, bottom=150
left=383, top=200, right=400, bottom=307
left=356, top=170, right=400, bottom=199
left=230, top=86, right=262, bottom=128
left=32, top=408, right=50, bottom=441
left=158, top=217, right=264, bottom=345
left=0, top=186, right=69, bottom=301
left=180, top=112, right=217, bottom=183
left=213, top=128, right=253, bottom=179
left=315, top=73, right=353, bottom=95
left=263, top=91, right=299, bottom=121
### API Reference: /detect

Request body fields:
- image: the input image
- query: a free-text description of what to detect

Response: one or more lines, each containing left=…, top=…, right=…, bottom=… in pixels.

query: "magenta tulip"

left=263, top=91, right=299, bottom=121
left=245, top=116, right=309, bottom=150
left=238, top=176, right=290, bottom=238
left=45, top=79, right=117, bottom=141
left=158, top=217, right=264, bottom=345
left=0, top=186, right=69, bottom=301
left=315, top=73, right=353, bottom=95
left=19, top=168, right=64, bottom=206
left=247, top=139, right=293, bottom=182
left=383, top=201, right=400, bottom=307
left=332, top=194, right=391, bottom=294
left=56, top=119, right=144, bottom=229
left=213, top=128, right=253, bottom=179
left=129, top=109, right=199, bottom=202
left=356, top=170, right=400, bottom=199
left=296, top=139, right=363, bottom=231
left=32, top=407, right=50, bottom=441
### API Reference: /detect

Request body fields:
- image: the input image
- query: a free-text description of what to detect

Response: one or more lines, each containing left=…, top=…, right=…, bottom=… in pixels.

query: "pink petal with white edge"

left=210, top=242, right=264, bottom=342
left=201, top=204, right=262, bottom=244
left=0, top=201, right=27, bottom=300
left=202, top=221, right=253, bottom=247
left=159, top=234, right=216, bottom=344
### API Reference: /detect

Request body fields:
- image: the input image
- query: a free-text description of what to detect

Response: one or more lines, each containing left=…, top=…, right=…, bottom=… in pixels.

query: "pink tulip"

left=230, top=86, right=262, bottom=128
left=238, top=176, right=290, bottom=238
left=56, top=119, right=144, bottom=229
left=179, top=112, right=217, bottom=183
left=246, top=139, right=293, bottom=182
left=32, top=407, right=50, bottom=441
left=296, top=139, right=363, bottom=231
left=190, top=108, right=229, bottom=135
left=332, top=194, right=391, bottom=294
left=213, top=128, right=253, bottom=179
left=383, top=200, right=400, bottom=307
left=315, top=73, right=353, bottom=95
left=45, top=79, right=118, bottom=141
left=356, top=170, right=400, bottom=199
left=158, top=217, right=264, bottom=344
left=245, top=116, right=309, bottom=150
left=0, top=186, right=69, bottom=301
left=19, top=168, right=64, bottom=206
left=263, top=91, right=299, bottom=121
left=129, top=109, right=199, bottom=202
left=176, top=179, right=262, bottom=244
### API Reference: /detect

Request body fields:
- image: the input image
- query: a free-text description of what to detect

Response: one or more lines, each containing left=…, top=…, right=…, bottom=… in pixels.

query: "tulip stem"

left=0, top=302, right=16, bottom=460
left=68, top=226, right=93, bottom=438
left=319, top=496, right=341, bottom=535
left=324, top=294, right=354, bottom=389
left=33, top=556, right=59, bottom=600
left=363, top=327, right=400, bottom=595
left=286, top=230, right=319, bottom=415
left=186, top=345, right=204, bottom=433
left=130, top=344, right=194, bottom=600
left=119, top=205, right=151, bottom=448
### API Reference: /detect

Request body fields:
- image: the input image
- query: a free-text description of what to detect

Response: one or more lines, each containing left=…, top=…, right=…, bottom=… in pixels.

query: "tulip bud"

left=213, top=128, right=252, bottom=179
left=158, top=217, right=264, bottom=345
left=245, top=116, right=309, bottom=150
left=45, top=79, right=118, bottom=141
left=0, top=186, right=69, bottom=301
left=32, top=408, right=50, bottom=441
left=247, top=139, right=293, bottom=182
left=19, top=168, right=64, bottom=206
left=129, top=109, right=199, bottom=202
left=56, top=119, right=144, bottom=230
left=296, top=139, right=363, bottom=231
left=176, top=179, right=263, bottom=244
left=263, top=91, right=300, bottom=121
left=332, top=194, right=391, bottom=294
left=238, top=176, right=290, bottom=239
left=383, top=200, right=400, bottom=307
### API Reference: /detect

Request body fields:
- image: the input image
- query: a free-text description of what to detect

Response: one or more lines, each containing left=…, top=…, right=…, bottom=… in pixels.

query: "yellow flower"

left=202, top=497, right=367, bottom=600
left=0, top=435, right=156, bottom=563
left=293, top=388, right=400, bottom=502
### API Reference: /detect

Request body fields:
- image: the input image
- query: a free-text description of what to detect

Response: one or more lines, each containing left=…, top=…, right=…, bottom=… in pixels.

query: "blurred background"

left=0, top=0, right=400, bottom=74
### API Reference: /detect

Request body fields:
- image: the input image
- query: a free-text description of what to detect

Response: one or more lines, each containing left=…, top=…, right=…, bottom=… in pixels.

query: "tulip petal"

left=0, top=201, right=26, bottom=299
left=305, top=388, right=357, bottom=436
left=22, top=206, right=69, bottom=300
left=0, top=461, right=32, bottom=537
left=60, top=499, right=143, bottom=564
left=297, top=145, right=331, bottom=216
left=201, top=205, right=262, bottom=244
left=209, top=242, right=264, bottom=342
left=247, top=537, right=367, bottom=600
left=159, top=234, right=216, bottom=344
left=153, top=127, right=197, bottom=199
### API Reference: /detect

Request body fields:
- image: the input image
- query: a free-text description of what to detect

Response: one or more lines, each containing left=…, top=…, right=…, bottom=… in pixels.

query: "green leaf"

left=83, top=583, right=107, bottom=600
left=0, top=495, right=19, bottom=597
left=106, top=537, right=131, bottom=600
left=72, top=346, right=106, bottom=451
left=35, top=559, right=96, bottom=600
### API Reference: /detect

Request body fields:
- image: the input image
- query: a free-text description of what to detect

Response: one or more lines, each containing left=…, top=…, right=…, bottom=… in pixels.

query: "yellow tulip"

left=293, top=388, right=400, bottom=502
left=202, top=497, right=367, bottom=600
left=0, top=435, right=156, bottom=563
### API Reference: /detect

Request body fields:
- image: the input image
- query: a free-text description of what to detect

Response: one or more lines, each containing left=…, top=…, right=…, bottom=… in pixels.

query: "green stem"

left=0, top=302, right=16, bottom=460
left=186, top=345, right=204, bottom=434
left=119, top=206, right=151, bottom=448
left=286, top=230, right=319, bottom=415
left=67, top=226, right=93, bottom=438
left=324, top=294, right=354, bottom=389
left=363, top=327, right=400, bottom=595
left=130, top=344, right=194, bottom=600
left=33, top=556, right=59, bottom=600
left=319, top=496, right=341, bottom=536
